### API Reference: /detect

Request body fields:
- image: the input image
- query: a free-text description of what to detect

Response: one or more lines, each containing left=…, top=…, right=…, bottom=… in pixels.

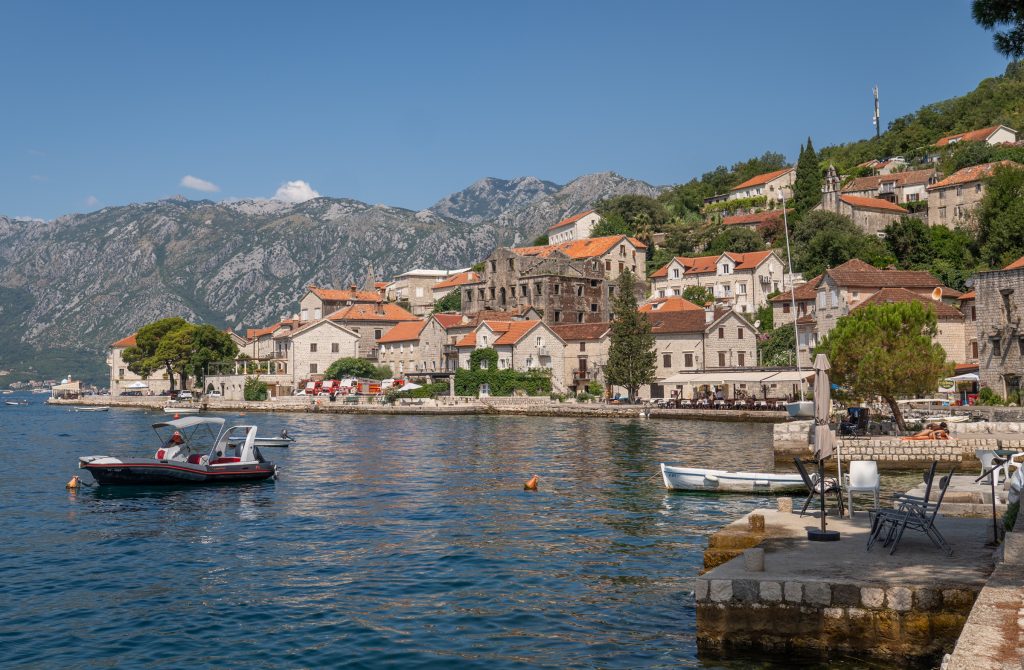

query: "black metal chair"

left=871, top=465, right=957, bottom=556
left=867, top=461, right=939, bottom=551
left=794, top=457, right=845, bottom=517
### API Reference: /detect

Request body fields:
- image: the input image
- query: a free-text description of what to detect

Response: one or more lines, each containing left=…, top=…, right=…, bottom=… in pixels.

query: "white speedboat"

left=163, top=406, right=201, bottom=415
left=75, top=406, right=109, bottom=412
left=79, top=417, right=278, bottom=485
left=660, top=463, right=806, bottom=493
left=254, top=429, right=294, bottom=448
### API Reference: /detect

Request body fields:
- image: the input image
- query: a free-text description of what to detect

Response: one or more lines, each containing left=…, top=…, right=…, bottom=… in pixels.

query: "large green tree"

left=122, top=317, right=237, bottom=391
left=605, top=269, right=656, bottom=403
left=883, top=216, right=933, bottom=268
left=122, top=317, right=190, bottom=390
left=973, top=0, right=1024, bottom=59
left=976, top=163, right=1024, bottom=267
left=432, top=289, right=461, bottom=314
left=186, top=324, right=238, bottom=389
left=593, top=194, right=670, bottom=241
left=324, top=357, right=392, bottom=381
left=705, top=226, right=765, bottom=255
left=792, top=137, right=821, bottom=214
left=816, top=301, right=952, bottom=431
left=682, top=285, right=715, bottom=306
left=792, top=211, right=895, bottom=277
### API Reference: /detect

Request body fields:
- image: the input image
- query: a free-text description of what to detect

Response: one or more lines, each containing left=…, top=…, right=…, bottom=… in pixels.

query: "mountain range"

left=0, top=171, right=660, bottom=384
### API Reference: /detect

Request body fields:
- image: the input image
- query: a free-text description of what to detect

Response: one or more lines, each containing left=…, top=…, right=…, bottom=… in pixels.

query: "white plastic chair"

left=844, top=460, right=880, bottom=517
left=976, top=450, right=1004, bottom=484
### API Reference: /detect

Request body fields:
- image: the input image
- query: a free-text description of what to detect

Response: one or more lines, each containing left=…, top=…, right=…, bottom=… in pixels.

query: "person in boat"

left=157, top=430, right=190, bottom=461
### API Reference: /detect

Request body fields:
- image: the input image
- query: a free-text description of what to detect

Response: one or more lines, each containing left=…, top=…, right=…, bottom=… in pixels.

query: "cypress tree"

left=793, top=136, right=821, bottom=215
left=605, top=269, right=656, bottom=403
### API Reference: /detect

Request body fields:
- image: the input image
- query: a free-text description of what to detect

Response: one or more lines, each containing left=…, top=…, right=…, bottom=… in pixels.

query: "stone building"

left=935, top=125, right=1017, bottom=149
left=299, top=285, right=381, bottom=322
left=551, top=322, right=611, bottom=394
left=461, top=235, right=646, bottom=327
left=649, top=250, right=787, bottom=313
left=547, top=210, right=602, bottom=244
left=959, top=290, right=978, bottom=363
left=326, top=302, right=419, bottom=360
left=841, top=168, right=936, bottom=223
left=386, top=268, right=467, bottom=316
left=817, top=165, right=910, bottom=235
left=770, top=275, right=822, bottom=329
left=430, top=271, right=480, bottom=304
left=720, top=209, right=792, bottom=233
left=453, top=320, right=568, bottom=394
left=926, top=161, right=1022, bottom=228
left=287, top=319, right=361, bottom=379
left=376, top=320, right=428, bottom=376
left=727, top=167, right=795, bottom=205
left=972, top=258, right=1024, bottom=399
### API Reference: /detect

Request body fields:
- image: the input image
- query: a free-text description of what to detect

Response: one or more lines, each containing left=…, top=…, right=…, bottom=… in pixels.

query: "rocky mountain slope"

left=0, top=172, right=660, bottom=383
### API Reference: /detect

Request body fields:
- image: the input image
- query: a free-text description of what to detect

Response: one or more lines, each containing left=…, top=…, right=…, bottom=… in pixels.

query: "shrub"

left=978, top=387, right=1006, bottom=406
left=586, top=381, right=603, bottom=397
left=243, top=376, right=268, bottom=401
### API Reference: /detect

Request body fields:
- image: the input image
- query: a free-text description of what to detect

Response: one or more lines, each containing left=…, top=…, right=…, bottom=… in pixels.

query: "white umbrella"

left=810, top=353, right=840, bottom=541
left=397, top=382, right=422, bottom=392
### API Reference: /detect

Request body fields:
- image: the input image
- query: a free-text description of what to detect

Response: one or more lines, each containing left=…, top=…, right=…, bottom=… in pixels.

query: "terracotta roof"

left=455, top=320, right=514, bottom=347
left=842, top=169, right=936, bottom=194
left=935, top=125, right=1013, bottom=147
left=327, top=302, right=419, bottom=323
left=769, top=275, right=823, bottom=302
left=730, top=167, right=794, bottom=191
left=431, top=313, right=468, bottom=329
left=648, top=309, right=729, bottom=334
left=433, top=271, right=480, bottom=290
left=721, top=209, right=791, bottom=227
left=456, top=332, right=476, bottom=347
left=796, top=315, right=816, bottom=326
left=955, top=363, right=979, bottom=374
left=512, top=235, right=646, bottom=259
left=112, top=333, right=137, bottom=348
left=551, top=322, right=611, bottom=341
left=854, top=287, right=964, bottom=319
left=825, top=259, right=940, bottom=289
left=838, top=194, right=908, bottom=213
left=376, top=320, right=427, bottom=343
left=246, top=322, right=282, bottom=340
left=494, top=320, right=542, bottom=345
left=651, top=251, right=775, bottom=280
left=640, top=296, right=703, bottom=313
left=374, top=281, right=390, bottom=290
left=271, top=319, right=306, bottom=339
left=1004, top=255, right=1024, bottom=271
left=308, top=285, right=382, bottom=303
left=928, top=161, right=1021, bottom=190
left=959, top=290, right=976, bottom=301
left=547, top=209, right=596, bottom=231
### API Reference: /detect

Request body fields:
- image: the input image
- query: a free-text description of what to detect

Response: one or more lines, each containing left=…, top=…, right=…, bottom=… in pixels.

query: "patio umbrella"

left=126, top=381, right=149, bottom=389
left=810, top=353, right=840, bottom=541
left=397, top=382, right=422, bottom=392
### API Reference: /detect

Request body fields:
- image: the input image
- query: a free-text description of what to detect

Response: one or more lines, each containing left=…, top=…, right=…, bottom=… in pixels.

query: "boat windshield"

left=152, top=417, right=225, bottom=456
left=210, top=425, right=260, bottom=463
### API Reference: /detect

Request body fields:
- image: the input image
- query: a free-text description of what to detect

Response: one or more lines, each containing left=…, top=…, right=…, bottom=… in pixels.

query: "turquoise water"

left=1, top=399, right=857, bottom=668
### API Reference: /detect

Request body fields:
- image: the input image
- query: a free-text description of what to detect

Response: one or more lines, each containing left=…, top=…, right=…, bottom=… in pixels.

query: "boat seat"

left=186, top=454, right=204, bottom=465
left=210, top=457, right=241, bottom=464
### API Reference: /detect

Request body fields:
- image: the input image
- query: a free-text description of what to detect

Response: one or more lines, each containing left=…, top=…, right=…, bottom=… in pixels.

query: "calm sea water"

left=0, top=398, right=887, bottom=669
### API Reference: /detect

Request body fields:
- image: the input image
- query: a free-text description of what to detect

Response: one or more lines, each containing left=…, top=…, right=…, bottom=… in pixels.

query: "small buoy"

left=66, top=475, right=81, bottom=490
left=173, top=413, right=180, bottom=419
left=524, top=475, right=539, bottom=491
left=239, top=412, right=246, bottom=417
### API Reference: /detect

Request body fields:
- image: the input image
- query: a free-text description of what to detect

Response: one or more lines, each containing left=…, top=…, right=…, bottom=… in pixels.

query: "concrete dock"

left=697, top=508, right=995, bottom=663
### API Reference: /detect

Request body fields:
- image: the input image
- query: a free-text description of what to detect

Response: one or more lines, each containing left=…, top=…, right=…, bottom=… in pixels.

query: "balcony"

left=443, top=344, right=459, bottom=356
left=573, top=369, right=592, bottom=382
left=365, top=347, right=379, bottom=361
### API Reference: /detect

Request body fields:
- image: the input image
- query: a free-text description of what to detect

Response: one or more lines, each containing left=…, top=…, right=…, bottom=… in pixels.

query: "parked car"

left=121, top=390, right=142, bottom=397
left=206, top=390, right=222, bottom=398
left=176, top=390, right=194, bottom=401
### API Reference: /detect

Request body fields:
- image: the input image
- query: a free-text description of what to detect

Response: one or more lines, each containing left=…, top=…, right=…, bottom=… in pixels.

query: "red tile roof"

left=854, top=287, right=964, bottom=319
left=376, top=320, right=427, bottom=343
left=825, top=259, right=940, bottom=289
left=112, top=333, right=137, bottom=348
left=547, top=209, right=596, bottom=231
left=640, top=296, right=703, bottom=313
left=433, top=271, right=480, bottom=290
left=431, top=313, right=468, bottom=329
left=374, top=281, right=390, bottom=290
left=648, top=309, right=731, bottom=334
left=456, top=320, right=515, bottom=347
left=935, top=125, right=1012, bottom=147
left=839, top=194, right=908, bottom=213
left=731, top=167, right=794, bottom=191
left=246, top=322, right=282, bottom=340
left=841, top=169, right=936, bottom=194
left=769, top=275, right=823, bottom=302
left=494, top=320, right=542, bottom=345
left=650, top=251, right=776, bottom=280
left=1004, top=255, right=1024, bottom=270
left=928, top=161, right=1022, bottom=190
left=959, top=290, right=976, bottom=301
left=955, top=363, right=979, bottom=374
left=327, top=303, right=419, bottom=323
left=551, top=322, right=611, bottom=341
left=721, top=209, right=791, bottom=227
left=512, top=235, right=646, bottom=259
left=308, top=285, right=382, bottom=303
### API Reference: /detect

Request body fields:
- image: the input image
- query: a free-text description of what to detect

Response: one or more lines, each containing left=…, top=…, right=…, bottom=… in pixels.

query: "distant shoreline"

left=48, top=396, right=787, bottom=423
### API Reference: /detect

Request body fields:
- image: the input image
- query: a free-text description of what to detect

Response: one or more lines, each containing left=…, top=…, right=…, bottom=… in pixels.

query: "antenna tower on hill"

left=872, top=85, right=880, bottom=139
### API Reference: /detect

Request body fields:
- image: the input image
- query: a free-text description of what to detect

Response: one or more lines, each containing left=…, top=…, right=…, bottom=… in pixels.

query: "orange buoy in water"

left=66, top=475, right=81, bottom=490
left=173, top=413, right=180, bottom=419
left=524, top=475, right=539, bottom=491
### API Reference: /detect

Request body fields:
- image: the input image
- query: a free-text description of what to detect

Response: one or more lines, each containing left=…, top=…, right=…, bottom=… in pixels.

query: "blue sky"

left=1, top=0, right=1009, bottom=219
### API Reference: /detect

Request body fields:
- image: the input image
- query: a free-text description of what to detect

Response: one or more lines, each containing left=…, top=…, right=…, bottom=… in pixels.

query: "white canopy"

left=125, top=381, right=149, bottom=389
left=661, top=369, right=813, bottom=386
left=398, top=382, right=423, bottom=392
left=946, top=372, right=979, bottom=382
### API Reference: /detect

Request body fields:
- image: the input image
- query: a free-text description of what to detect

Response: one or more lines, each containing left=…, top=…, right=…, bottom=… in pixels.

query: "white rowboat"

left=660, top=463, right=806, bottom=493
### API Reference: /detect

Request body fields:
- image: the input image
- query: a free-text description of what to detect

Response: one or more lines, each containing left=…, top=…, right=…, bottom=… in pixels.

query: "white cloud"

left=180, top=175, right=220, bottom=193
left=85, top=195, right=99, bottom=207
left=273, top=179, right=321, bottom=203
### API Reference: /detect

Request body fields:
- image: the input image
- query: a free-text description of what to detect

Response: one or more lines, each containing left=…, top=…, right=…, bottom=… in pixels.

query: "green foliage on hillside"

left=658, top=151, right=789, bottom=219
left=976, top=163, right=1024, bottom=267
left=706, top=227, right=765, bottom=255
left=790, top=211, right=894, bottom=278
left=881, top=217, right=979, bottom=290
left=792, top=138, right=821, bottom=214
left=818, top=62, right=1024, bottom=172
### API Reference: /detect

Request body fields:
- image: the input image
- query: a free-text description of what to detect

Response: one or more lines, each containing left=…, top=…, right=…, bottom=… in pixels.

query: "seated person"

left=157, top=431, right=189, bottom=461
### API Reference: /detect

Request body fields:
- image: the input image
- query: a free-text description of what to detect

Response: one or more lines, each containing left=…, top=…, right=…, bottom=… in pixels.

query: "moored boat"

left=74, top=406, right=109, bottom=412
left=79, top=417, right=277, bottom=485
left=254, top=429, right=294, bottom=448
left=660, top=463, right=805, bottom=493
left=163, top=406, right=201, bottom=415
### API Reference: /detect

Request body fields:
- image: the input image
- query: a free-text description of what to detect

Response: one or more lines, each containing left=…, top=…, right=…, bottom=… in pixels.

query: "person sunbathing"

left=903, top=422, right=949, bottom=440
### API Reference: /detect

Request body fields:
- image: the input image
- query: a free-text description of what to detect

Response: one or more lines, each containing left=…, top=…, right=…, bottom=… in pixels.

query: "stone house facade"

left=649, top=250, right=787, bottom=314
left=326, top=302, right=419, bottom=360
left=376, top=320, right=428, bottom=376
left=818, top=165, right=909, bottom=235
left=430, top=271, right=480, bottom=304
left=551, top=322, right=611, bottom=394
left=108, top=334, right=174, bottom=396
left=926, top=161, right=1022, bottom=228
left=454, top=320, right=568, bottom=394
left=959, top=290, right=978, bottom=363
left=972, top=260, right=1024, bottom=398
left=299, top=286, right=381, bottom=322
left=841, top=168, right=936, bottom=222
left=727, top=167, right=795, bottom=205
left=547, top=210, right=602, bottom=244
left=288, top=319, right=361, bottom=378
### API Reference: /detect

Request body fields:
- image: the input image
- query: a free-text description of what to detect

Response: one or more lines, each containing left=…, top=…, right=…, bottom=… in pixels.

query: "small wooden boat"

left=660, top=463, right=805, bottom=493
left=163, top=406, right=201, bottom=415
left=4, top=400, right=28, bottom=406
left=75, top=406, right=110, bottom=412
